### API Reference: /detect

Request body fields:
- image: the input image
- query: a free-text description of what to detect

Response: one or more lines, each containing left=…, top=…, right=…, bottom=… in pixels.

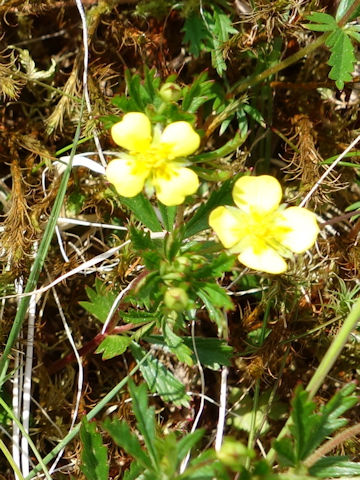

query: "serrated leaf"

left=202, top=283, right=233, bottom=311
left=306, top=12, right=337, bottom=28
left=103, top=417, right=152, bottom=470
left=273, top=437, right=296, bottom=467
left=212, top=5, right=237, bottom=42
left=130, top=342, right=190, bottom=407
left=80, top=417, right=109, bottom=480
left=95, top=335, right=131, bottom=360
left=287, top=384, right=357, bottom=462
left=125, top=70, right=145, bottom=110
left=145, top=335, right=233, bottom=370
left=79, top=278, right=117, bottom=324
left=158, top=202, right=177, bottom=231
left=163, top=323, right=193, bottom=365
left=120, top=193, right=162, bottom=232
left=184, top=176, right=237, bottom=238
left=327, top=28, right=357, bottom=89
left=309, top=456, right=360, bottom=478
left=182, top=14, right=210, bottom=57
left=130, top=226, right=157, bottom=251
left=182, top=73, right=216, bottom=113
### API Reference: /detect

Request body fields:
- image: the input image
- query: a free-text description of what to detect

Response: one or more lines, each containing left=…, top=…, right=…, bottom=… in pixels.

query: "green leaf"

left=182, top=14, right=209, bottom=57
left=120, top=193, right=162, bottom=232
left=196, top=283, right=233, bottom=327
left=125, top=70, right=145, bottom=110
left=130, top=226, right=158, bottom=251
left=80, top=417, right=109, bottom=480
left=158, top=201, right=177, bottom=231
left=130, top=342, right=190, bottom=407
left=202, top=283, right=233, bottom=311
left=184, top=176, right=237, bottom=238
left=273, top=437, right=296, bottom=467
left=103, top=417, right=152, bottom=470
left=309, top=456, right=360, bottom=477
left=326, top=28, right=357, bottom=89
left=123, top=462, right=145, bottom=480
left=177, top=429, right=205, bottom=462
left=95, top=335, right=131, bottom=360
left=212, top=5, right=237, bottom=42
left=145, top=335, right=233, bottom=369
left=306, top=12, right=337, bottom=30
left=182, top=72, right=217, bottom=113
left=163, top=322, right=194, bottom=365
left=128, top=380, right=159, bottom=470
left=79, top=278, right=117, bottom=324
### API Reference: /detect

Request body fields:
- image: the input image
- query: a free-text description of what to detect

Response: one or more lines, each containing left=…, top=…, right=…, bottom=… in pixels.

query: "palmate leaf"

left=95, top=335, right=131, bottom=360
left=326, top=28, right=357, bottom=89
left=182, top=13, right=210, bottom=58
left=274, top=384, right=357, bottom=467
left=306, top=11, right=359, bottom=90
left=79, top=278, right=117, bottom=324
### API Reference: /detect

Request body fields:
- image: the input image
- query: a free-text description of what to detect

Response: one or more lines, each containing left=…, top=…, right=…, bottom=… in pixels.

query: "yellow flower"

left=106, top=112, right=200, bottom=206
left=209, top=175, right=319, bottom=274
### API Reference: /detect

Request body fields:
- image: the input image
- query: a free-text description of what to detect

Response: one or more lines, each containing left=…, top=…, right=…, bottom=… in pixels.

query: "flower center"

left=233, top=209, right=292, bottom=254
left=131, top=142, right=177, bottom=180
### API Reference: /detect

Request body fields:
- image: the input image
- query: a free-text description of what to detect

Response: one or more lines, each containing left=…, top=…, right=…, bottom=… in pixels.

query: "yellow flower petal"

left=160, top=121, right=200, bottom=158
left=209, top=206, right=244, bottom=249
left=106, top=158, right=148, bottom=197
left=238, top=246, right=287, bottom=274
left=111, top=112, right=152, bottom=152
left=154, top=166, right=199, bottom=206
left=280, top=207, right=319, bottom=253
left=233, top=175, right=282, bottom=213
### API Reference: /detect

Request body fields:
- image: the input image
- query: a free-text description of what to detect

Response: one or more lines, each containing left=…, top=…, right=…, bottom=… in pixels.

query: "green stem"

left=246, top=301, right=271, bottom=467
left=25, top=349, right=148, bottom=479
left=0, top=437, right=25, bottom=480
left=0, top=97, right=85, bottom=387
left=246, top=379, right=260, bottom=469
left=266, top=296, right=360, bottom=465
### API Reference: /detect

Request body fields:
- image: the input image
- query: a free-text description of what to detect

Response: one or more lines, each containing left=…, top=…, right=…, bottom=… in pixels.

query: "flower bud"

left=159, top=82, right=182, bottom=102
left=164, top=287, right=189, bottom=312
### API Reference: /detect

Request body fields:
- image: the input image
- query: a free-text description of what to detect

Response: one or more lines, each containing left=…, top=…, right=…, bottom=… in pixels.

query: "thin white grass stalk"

left=13, top=278, right=24, bottom=479
left=101, top=278, right=139, bottom=334
left=21, top=270, right=38, bottom=477
left=57, top=217, right=127, bottom=230
left=55, top=226, right=70, bottom=263
left=179, top=318, right=205, bottom=474
left=74, top=0, right=107, bottom=168
left=300, top=132, right=360, bottom=207
left=215, top=366, right=228, bottom=452
left=48, top=280, right=84, bottom=475
left=0, top=241, right=131, bottom=301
